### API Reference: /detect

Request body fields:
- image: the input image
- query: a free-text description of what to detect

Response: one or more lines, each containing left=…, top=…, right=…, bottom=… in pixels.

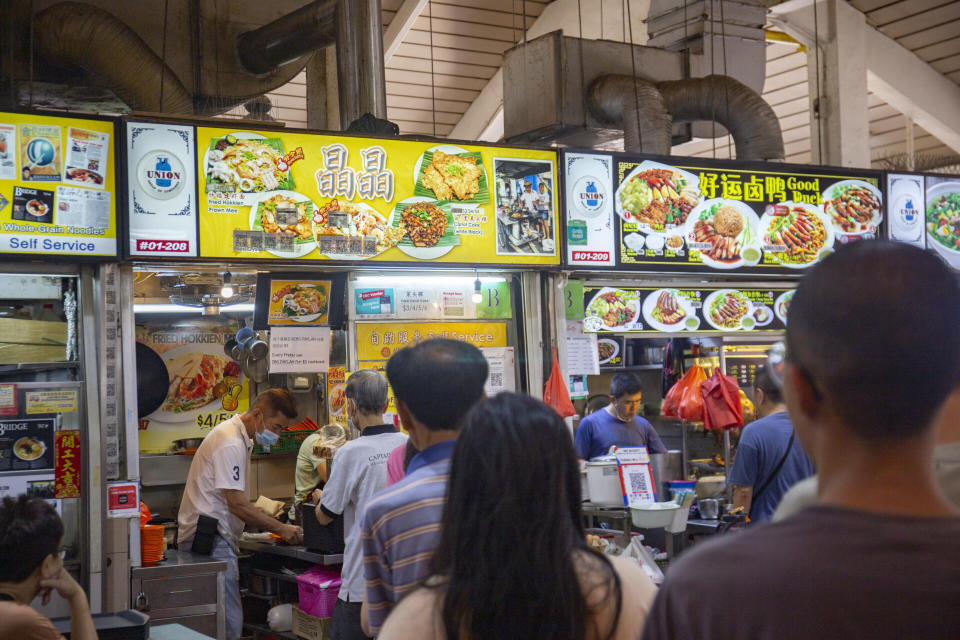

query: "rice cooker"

left=585, top=456, right=623, bottom=505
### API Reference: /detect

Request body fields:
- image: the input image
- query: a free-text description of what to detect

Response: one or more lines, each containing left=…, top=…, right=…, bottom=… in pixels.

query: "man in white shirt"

left=519, top=180, right=539, bottom=216
left=314, top=371, right=407, bottom=640
left=178, top=388, right=303, bottom=639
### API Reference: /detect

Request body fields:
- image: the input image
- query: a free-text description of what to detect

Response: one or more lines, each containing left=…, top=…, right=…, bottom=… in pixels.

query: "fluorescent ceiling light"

left=352, top=275, right=506, bottom=286
left=134, top=303, right=255, bottom=314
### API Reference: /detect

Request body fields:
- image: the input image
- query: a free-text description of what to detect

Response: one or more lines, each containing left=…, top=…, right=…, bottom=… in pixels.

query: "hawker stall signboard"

left=563, top=150, right=884, bottom=273
left=136, top=325, right=249, bottom=454
left=583, top=285, right=794, bottom=334
left=191, top=125, right=559, bottom=265
left=0, top=111, right=117, bottom=257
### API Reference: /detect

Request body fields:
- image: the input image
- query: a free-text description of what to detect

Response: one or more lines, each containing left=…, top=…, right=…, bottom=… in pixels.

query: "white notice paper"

left=269, top=327, right=331, bottom=374
left=565, top=320, right=599, bottom=375
left=481, top=347, right=516, bottom=396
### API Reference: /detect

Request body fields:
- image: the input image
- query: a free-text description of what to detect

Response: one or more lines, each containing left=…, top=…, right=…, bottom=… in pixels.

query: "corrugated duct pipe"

left=33, top=2, right=194, bottom=114
left=588, top=75, right=672, bottom=155
left=657, top=75, right=784, bottom=161
left=588, top=74, right=784, bottom=162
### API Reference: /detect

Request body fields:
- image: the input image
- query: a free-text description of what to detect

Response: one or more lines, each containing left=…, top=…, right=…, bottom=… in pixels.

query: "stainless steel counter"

left=131, top=550, right=227, bottom=639
left=238, top=540, right=343, bottom=565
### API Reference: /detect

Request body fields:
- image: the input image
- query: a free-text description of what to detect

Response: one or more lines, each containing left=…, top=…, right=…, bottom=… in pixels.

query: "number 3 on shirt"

left=232, top=466, right=240, bottom=481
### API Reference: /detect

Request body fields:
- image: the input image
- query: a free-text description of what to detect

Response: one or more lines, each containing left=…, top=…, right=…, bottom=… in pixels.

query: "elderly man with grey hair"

left=316, top=370, right=407, bottom=640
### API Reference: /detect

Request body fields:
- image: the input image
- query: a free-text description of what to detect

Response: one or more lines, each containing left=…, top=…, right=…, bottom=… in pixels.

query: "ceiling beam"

left=770, top=0, right=960, bottom=156
left=449, top=0, right=649, bottom=142
left=383, top=0, right=430, bottom=64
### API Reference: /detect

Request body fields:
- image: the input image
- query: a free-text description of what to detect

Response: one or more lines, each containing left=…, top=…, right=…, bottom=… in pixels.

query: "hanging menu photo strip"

left=583, top=286, right=794, bottom=334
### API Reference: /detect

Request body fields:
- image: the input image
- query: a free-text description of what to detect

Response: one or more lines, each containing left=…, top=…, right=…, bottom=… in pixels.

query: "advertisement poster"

left=0, top=473, right=60, bottom=510
left=356, top=321, right=508, bottom=361
left=0, top=418, right=56, bottom=473
left=354, top=288, right=395, bottom=319
left=267, top=280, right=331, bottom=325
left=136, top=326, right=248, bottom=453
left=54, top=430, right=81, bottom=499
left=107, top=481, right=140, bottom=518
left=25, top=389, right=78, bottom=414
left=126, top=121, right=197, bottom=257
left=356, top=281, right=511, bottom=321
left=562, top=150, right=883, bottom=273
left=0, top=111, right=117, bottom=256
left=583, top=286, right=794, bottom=334
left=327, top=366, right=347, bottom=427
left=194, top=125, right=559, bottom=265
left=924, top=175, right=960, bottom=271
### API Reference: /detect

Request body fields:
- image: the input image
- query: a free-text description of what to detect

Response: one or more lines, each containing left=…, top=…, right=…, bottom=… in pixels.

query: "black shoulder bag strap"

left=750, top=430, right=796, bottom=510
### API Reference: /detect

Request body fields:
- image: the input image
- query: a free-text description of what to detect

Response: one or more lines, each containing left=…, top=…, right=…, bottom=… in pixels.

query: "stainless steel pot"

left=172, top=438, right=204, bottom=450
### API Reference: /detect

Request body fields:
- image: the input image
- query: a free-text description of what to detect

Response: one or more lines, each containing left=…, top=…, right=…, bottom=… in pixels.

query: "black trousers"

left=330, top=598, right=371, bottom=640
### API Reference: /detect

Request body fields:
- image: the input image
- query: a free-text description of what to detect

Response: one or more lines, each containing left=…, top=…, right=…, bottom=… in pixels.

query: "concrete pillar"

left=771, top=0, right=870, bottom=167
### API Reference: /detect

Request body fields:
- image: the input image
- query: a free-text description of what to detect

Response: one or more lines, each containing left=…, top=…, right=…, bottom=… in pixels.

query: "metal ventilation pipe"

left=237, top=0, right=338, bottom=75
left=33, top=1, right=193, bottom=113
left=657, top=75, right=785, bottom=161
left=336, top=0, right=388, bottom=125
left=587, top=73, right=784, bottom=161
left=588, top=75, right=672, bottom=155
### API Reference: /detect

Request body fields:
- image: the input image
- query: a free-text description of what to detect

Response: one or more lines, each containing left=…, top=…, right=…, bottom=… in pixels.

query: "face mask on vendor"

left=254, top=411, right=282, bottom=447
left=609, top=392, right=643, bottom=422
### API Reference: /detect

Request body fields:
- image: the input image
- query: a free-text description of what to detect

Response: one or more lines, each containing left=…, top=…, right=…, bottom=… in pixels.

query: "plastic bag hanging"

left=543, top=347, right=576, bottom=418
left=700, top=367, right=744, bottom=431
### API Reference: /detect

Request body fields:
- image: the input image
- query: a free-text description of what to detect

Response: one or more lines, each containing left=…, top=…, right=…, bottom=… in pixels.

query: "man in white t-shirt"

left=314, top=371, right=407, bottom=640
left=519, top=180, right=539, bottom=215
left=178, top=388, right=303, bottom=639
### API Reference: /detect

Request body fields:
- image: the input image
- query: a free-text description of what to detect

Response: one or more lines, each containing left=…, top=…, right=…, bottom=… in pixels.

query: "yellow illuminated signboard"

left=0, top=111, right=117, bottom=257
left=196, top=125, right=559, bottom=265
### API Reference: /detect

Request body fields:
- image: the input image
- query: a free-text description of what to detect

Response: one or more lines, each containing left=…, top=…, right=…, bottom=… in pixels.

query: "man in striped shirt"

left=359, top=339, right=489, bottom=636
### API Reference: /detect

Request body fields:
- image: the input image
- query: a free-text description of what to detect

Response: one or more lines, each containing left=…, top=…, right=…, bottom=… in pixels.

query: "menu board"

left=563, top=150, right=883, bottom=273
left=923, top=175, right=960, bottom=271
left=0, top=111, right=117, bottom=257
left=126, top=121, right=198, bottom=257
left=191, top=125, right=559, bottom=265
left=583, top=286, right=793, bottom=334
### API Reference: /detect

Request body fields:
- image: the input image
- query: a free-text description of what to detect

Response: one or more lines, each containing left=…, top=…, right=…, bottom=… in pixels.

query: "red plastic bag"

left=678, top=366, right=708, bottom=422
left=663, top=365, right=700, bottom=417
left=543, top=347, right=576, bottom=418
left=700, top=367, right=744, bottom=431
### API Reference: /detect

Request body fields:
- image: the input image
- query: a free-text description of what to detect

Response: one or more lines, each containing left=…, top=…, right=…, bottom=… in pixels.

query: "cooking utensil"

left=173, top=437, right=204, bottom=451
left=246, top=338, right=268, bottom=360
left=244, top=353, right=269, bottom=384
left=224, top=337, right=240, bottom=360
left=136, top=342, right=169, bottom=417
left=698, top=498, right=720, bottom=519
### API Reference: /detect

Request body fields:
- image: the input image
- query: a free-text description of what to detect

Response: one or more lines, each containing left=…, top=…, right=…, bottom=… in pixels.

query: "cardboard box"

left=0, top=343, right=66, bottom=364
left=0, top=318, right=67, bottom=346
left=292, top=605, right=331, bottom=640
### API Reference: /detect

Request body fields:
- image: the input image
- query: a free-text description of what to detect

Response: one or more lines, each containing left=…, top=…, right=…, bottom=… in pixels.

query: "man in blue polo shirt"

left=576, top=372, right=667, bottom=460
left=359, top=339, right=488, bottom=636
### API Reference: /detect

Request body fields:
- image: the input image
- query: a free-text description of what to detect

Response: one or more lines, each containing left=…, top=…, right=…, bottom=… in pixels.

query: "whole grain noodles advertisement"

left=582, top=285, right=793, bottom=334
left=196, top=125, right=559, bottom=265
left=136, top=325, right=249, bottom=453
left=561, top=150, right=883, bottom=273
left=0, top=111, right=117, bottom=257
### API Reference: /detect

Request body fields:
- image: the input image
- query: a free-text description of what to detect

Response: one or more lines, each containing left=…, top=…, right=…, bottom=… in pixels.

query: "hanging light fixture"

left=472, top=271, right=483, bottom=304
left=220, top=272, right=234, bottom=299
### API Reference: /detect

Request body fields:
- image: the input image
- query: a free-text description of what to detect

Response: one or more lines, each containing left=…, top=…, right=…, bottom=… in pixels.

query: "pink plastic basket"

left=297, top=565, right=342, bottom=619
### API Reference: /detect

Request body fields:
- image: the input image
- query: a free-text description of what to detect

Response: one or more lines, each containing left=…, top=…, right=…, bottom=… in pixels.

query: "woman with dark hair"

left=377, top=393, right=656, bottom=640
